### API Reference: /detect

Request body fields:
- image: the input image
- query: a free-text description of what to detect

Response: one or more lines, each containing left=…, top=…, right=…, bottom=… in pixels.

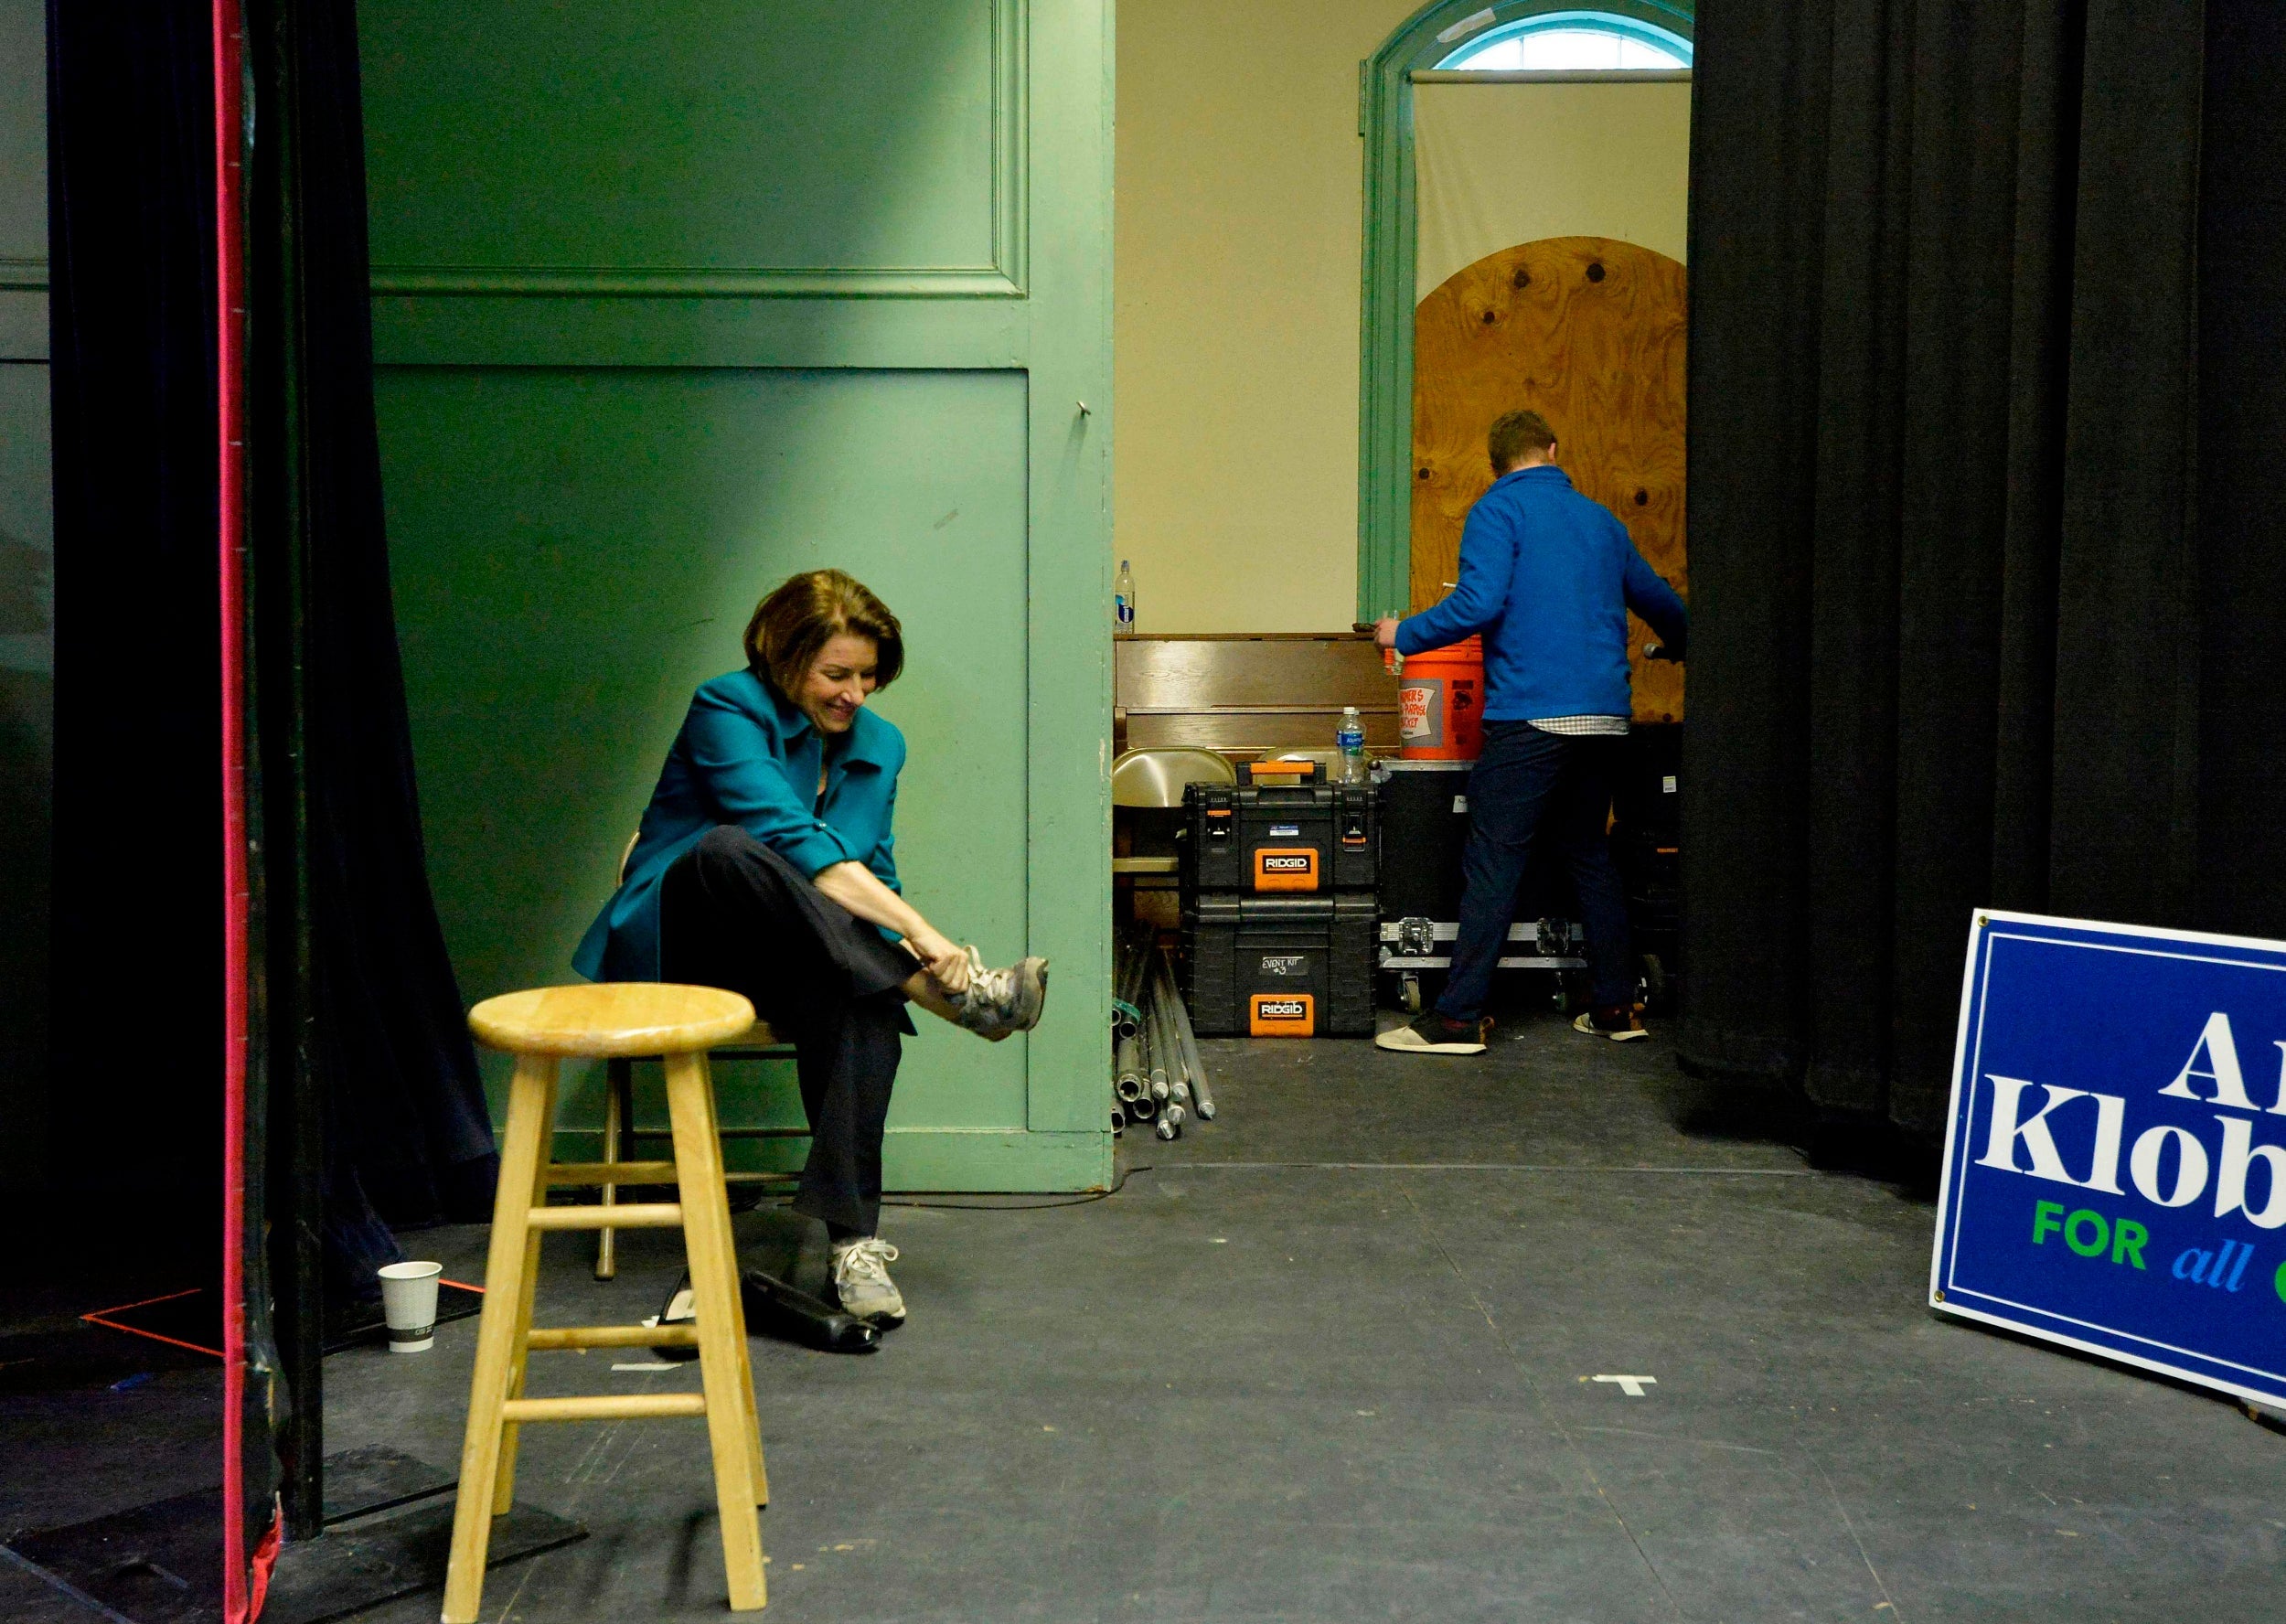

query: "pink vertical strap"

left=211, top=1, right=251, bottom=1619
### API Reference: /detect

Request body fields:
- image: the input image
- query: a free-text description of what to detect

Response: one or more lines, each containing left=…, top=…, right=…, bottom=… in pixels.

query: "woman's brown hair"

left=743, top=569, right=905, bottom=700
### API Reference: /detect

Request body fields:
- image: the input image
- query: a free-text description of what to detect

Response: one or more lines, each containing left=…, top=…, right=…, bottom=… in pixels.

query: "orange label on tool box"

left=1249, top=993, right=1317, bottom=1037
left=1253, top=848, right=1319, bottom=892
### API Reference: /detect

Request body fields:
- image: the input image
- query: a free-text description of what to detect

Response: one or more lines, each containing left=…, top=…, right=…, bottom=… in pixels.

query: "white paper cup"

left=378, top=1261, right=444, bottom=1352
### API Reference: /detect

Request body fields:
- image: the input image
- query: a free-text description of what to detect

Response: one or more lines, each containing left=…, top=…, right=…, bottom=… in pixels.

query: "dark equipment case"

left=1373, top=758, right=1587, bottom=1012
left=1183, top=893, right=1378, bottom=1037
left=1180, top=760, right=1377, bottom=895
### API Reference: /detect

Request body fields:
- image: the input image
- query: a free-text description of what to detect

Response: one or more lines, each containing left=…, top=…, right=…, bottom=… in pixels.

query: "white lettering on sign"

left=1973, top=1013, right=2286, bottom=1215
left=1978, top=1078, right=2127, bottom=1193
left=1662, top=775, right=1677, bottom=794
left=2128, top=1124, right=2210, bottom=1207
left=2214, top=1116, right=2286, bottom=1229
left=1262, top=855, right=1311, bottom=871
left=1257, top=999, right=1307, bottom=1019
left=1591, top=1375, right=1658, bottom=1396
left=2158, top=1011, right=2269, bottom=1112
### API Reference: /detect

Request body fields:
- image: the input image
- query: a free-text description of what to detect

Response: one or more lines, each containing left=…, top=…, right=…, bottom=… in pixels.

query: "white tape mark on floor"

left=1592, top=1374, right=1659, bottom=1396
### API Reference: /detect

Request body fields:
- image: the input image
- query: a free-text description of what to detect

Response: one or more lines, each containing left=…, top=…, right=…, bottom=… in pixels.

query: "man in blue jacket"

left=1374, top=409, right=1686, bottom=1054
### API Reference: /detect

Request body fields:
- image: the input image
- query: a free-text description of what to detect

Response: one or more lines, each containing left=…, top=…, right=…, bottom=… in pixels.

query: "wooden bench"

left=1114, top=631, right=1401, bottom=759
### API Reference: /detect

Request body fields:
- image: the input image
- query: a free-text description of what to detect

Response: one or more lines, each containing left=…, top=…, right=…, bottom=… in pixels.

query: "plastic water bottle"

left=1115, top=560, right=1137, bottom=636
left=1336, top=705, right=1366, bottom=784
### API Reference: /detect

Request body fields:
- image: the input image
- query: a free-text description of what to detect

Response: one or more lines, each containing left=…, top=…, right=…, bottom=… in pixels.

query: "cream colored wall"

left=1414, top=80, right=1690, bottom=298
left=1116, top=0, right=1416, bottom=635
left=1115, top=6, right=1693, bottom=634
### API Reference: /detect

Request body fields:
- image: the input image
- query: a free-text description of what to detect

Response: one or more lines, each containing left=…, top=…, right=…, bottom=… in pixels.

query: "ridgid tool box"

left=1182, top=894, right=1379, bottom=1037
left=1179, top=760, right=1376, bottom=894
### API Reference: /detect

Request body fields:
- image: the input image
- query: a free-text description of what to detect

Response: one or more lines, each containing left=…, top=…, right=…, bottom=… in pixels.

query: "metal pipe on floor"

left=1165, top=966, right=1214, bottom=1120
left=1127, top=1090, right=1157, bottom=1121
left=1154, top=1115, right=1180, bottom=1140
left=1149, top=953, right=1188, bottom=1095
left=1115, top=1035, right=1144, bottom=1103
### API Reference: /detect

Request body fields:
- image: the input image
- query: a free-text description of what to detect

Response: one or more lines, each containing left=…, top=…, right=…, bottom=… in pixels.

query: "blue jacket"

left=1396, top=465, right=1688, bottom=721
left=572, top=668, right=905, bottom=982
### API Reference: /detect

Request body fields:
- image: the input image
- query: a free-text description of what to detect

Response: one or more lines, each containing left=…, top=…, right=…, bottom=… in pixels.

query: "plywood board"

left=1410, top=236, right=1687, bottom=722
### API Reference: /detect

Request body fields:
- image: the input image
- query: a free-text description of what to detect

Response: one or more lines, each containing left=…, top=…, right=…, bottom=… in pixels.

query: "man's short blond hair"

left=1488, top=410, right=1557, bottom=474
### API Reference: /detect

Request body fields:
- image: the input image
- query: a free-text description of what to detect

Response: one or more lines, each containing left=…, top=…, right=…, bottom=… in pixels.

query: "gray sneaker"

left=950, top=947, right=1049, bottom=1042
left=829, top=1235, right=906, bottom=1328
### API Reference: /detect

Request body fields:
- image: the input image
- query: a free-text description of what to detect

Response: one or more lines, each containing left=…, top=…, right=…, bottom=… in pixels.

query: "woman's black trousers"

left=659, top=826, right=915, bottom=1236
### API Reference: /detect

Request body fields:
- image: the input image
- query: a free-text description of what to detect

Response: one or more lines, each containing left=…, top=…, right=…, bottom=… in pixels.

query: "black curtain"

left=258, top=0, right=498, bottom=1238
left=1683, top=0, right=2286, bottom=1132
left=48, top=0, right=225, bottom=1240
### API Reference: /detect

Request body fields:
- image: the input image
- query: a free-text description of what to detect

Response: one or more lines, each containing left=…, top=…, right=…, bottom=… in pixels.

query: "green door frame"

left=1354, top=0, right=1695, bottom=620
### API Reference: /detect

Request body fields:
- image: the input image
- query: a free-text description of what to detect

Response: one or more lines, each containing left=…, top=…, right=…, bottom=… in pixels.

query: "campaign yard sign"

left=1932, top=911, right=2286, bottom=1408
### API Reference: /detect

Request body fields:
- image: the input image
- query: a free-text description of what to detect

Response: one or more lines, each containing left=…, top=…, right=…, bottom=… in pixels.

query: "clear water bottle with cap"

left=1114, top=560, right=1137, bottom=636
left=1336, top=705, right=1366, bottom=784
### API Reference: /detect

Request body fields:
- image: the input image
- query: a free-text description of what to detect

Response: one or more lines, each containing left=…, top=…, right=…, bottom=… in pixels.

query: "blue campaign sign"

left=1932, top=911, right=2286, bottom=1408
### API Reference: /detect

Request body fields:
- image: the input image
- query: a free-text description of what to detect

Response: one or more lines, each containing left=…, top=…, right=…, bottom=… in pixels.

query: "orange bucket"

left=1396, top=637, right=1485, bottom=760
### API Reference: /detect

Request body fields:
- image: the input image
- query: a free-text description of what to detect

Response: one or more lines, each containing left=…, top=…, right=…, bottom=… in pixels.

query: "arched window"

left=1437, top=11, right=1692, bottom=72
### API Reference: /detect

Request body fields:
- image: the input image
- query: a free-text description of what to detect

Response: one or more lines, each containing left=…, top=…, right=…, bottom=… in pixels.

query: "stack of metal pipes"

left=1110, top=924, right=1215, bottom=1140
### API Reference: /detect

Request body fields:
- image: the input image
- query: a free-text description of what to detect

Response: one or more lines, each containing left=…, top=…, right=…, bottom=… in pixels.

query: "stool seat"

left=469, top=982, right=757, bottom=1058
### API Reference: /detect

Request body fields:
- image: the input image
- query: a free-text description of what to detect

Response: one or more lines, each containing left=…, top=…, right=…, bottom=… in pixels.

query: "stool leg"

left=665, top=1051, right=767, bottom=1611
left=596, top=1057, right=632, bottom=1280
left=443, top=1052, right=559, bottom=1624
left=695, top=1054, right=769, bottom=1508
left=492, top=1162, right=550, bottom=1517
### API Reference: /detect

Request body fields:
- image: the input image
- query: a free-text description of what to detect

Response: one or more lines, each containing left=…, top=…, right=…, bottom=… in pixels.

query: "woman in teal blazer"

left=575, top=570, right=1046, bottom=1328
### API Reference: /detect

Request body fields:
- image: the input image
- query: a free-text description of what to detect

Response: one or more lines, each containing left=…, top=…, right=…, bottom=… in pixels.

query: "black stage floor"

left=7, top=1009, right=2281, bottom=1621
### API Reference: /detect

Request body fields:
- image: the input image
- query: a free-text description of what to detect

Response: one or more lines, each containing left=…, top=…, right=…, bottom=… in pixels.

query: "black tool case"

left=1608, top=723, right=1683, bottom=1005
left=1183, top=894, right=1378, bottom=1037
left=1373, top=759, right=1586, bottom=1010
left=1180, top=761, right=1377, bottom=895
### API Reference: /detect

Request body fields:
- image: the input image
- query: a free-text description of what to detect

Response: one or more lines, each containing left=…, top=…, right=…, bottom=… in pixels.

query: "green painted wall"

left=361, top=0, right=1113, bottom=1190
left=0, top=0, right=49, bottom=1200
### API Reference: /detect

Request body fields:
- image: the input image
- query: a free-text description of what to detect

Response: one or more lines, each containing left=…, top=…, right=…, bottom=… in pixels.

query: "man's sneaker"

left=949, top=948, right=1049, bottom=1042
left=649, top=1270, right=700, bottom=1362
left=828, top=1235, right=907, bottom=1328
left=1375, top=1010, right=1492, bottom=1054
left=1575, top=1006, right=1650, bottom=1042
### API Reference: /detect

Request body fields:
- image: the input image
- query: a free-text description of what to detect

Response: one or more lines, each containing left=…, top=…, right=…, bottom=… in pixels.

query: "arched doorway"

left=1355, top=0, right=1694, bottom=620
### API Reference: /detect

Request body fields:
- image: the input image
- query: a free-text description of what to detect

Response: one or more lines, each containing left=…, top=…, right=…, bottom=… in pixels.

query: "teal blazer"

left=573, top=668, right=906, bottom=982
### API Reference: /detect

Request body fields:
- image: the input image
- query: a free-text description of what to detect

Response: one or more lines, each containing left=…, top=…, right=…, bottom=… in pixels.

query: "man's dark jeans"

left=1437, top=721, right=1634, bottom=1021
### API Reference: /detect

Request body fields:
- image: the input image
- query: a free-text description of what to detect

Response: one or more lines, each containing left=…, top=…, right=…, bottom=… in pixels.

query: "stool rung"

left=549, top=1159, right=678, bottom=1186
left=501, top=1393, right=707, bottom=1423
left=528, top=1202, right=682, bottom=1231
left=527, top=1323, right=699, bottom=1351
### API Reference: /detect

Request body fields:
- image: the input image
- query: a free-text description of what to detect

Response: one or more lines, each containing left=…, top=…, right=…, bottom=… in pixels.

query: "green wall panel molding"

left=361, top=0, right=1027, bottom=299
left=369, top=294, right=1031, bottom=371
left=365, top=0, right=1112, bottom=1191
left=1354, top=0, right=1693, bottom=620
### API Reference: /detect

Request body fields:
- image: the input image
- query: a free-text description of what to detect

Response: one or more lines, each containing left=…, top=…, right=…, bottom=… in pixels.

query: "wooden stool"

left=594, top=1021, right=798, bottom=1280
left=445, top=983, right=771, bottom=1622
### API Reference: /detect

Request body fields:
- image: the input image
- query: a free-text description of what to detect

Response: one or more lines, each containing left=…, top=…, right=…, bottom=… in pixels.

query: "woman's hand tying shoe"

left=907, top=928, right=972, bottom=997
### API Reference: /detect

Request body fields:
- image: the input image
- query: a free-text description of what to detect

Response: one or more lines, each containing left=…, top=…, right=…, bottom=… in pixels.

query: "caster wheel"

left=1400, top=975, right=1423, bottom=1015
left=1638, top=953, right=1668, bottom=1013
